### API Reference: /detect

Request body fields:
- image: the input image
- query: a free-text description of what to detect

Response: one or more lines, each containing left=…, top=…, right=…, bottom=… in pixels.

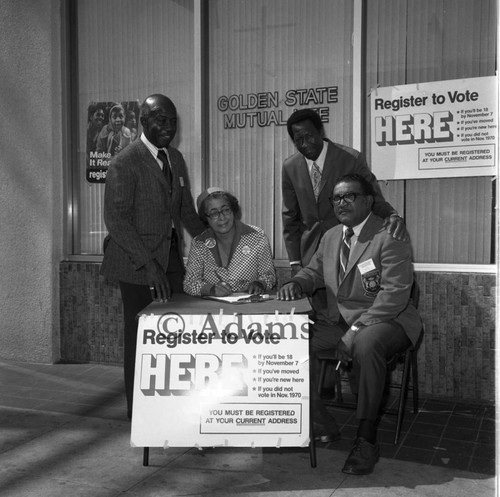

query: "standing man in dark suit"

left=281, top=108, right=407, bottom=326
left=101, top=93, right=205, bottom=419
left=278, top=174, right=422, bottom=475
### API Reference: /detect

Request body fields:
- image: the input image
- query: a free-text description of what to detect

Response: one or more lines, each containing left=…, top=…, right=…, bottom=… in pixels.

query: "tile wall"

left=60, top=262, right=495, bottom=402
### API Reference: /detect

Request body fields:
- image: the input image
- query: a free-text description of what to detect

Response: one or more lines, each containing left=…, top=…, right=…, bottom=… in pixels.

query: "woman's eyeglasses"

left=206, top=207, right=232, bottom=220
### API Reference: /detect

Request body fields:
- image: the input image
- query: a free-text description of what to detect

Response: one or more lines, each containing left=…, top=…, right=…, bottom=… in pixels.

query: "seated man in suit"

left=278, top=173, right=422, bottom=475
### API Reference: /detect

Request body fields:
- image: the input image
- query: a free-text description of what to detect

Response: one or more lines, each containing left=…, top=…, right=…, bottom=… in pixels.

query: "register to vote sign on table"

left=131, top=308, right=310, bottom=448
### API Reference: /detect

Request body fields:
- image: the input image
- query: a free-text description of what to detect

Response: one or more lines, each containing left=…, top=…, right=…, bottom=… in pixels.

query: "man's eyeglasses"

left=329, top=192, right=365, bottom=206
left=206, top=207, right=232, bottom=220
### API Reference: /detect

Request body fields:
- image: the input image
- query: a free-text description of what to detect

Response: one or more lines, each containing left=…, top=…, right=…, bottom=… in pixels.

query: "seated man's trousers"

left=311, top=318, right=410, bottom=421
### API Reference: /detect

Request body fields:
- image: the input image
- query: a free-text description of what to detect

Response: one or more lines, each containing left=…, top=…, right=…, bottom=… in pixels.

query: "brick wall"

left=60, top=262, right=495, bottom=401
left=417, top=272, right=495, bottom=401
left=60, top=263, right=123, bottom=365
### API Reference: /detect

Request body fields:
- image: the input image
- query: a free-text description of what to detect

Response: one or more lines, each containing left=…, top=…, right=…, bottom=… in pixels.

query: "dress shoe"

left=342, top=437, right=380, bottom=475
left=313, top=421, right=341, bottom=443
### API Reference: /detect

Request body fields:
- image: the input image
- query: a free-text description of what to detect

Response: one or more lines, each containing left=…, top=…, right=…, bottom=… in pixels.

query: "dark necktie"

left=311, top=162, right=321, bottom=200
left=157, top=149, right=173, bottom=186
left=339, top=227, right=354, bottom=280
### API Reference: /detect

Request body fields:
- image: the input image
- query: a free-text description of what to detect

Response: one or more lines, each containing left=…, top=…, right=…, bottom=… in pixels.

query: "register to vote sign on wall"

left=131, top=311, right=310, bottom=448
left=370, top=76, right=497, bottom=180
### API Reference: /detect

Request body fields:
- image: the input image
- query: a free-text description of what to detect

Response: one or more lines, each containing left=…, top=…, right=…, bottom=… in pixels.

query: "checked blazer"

left=183, top=221, right=277, bottom=296
left=101, top=139, right=204, bottom=285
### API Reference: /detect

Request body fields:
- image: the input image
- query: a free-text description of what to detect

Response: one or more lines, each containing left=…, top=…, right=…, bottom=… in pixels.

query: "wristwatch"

left=350, top=325, right=362, bottom=334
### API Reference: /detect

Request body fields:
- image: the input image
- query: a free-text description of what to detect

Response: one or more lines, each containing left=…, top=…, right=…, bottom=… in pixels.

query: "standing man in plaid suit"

left=101, top=94, right=204, bottom=419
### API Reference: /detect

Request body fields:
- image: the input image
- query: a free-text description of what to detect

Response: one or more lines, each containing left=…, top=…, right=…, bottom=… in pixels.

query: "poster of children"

left=86, top=100, right=140, bottom=183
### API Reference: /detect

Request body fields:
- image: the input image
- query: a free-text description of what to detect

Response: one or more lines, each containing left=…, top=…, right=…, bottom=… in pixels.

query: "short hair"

left=88, top=103, right=104, bottom=121
left=286, top=108, right=324, bottom=140
left=334, top=173, right=375, bottom=197
left=197, top=190, right=241, bottom=225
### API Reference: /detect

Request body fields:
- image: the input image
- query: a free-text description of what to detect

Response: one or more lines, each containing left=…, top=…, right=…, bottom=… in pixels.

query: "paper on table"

left=202, top=292, right=271, bottom=304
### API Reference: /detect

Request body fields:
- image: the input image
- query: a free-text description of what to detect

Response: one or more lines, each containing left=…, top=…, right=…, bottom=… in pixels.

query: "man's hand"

left=384, top=214, right=409, bottom=242
left=144, top=260, right=171, bottom=302
left=336, top=339, right=352, bottom=366
left=277, top=282, right=303, bottom=301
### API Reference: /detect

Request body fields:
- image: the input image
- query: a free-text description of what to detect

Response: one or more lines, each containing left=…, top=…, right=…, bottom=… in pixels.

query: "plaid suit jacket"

left=101, top=139, right=204, bottom=285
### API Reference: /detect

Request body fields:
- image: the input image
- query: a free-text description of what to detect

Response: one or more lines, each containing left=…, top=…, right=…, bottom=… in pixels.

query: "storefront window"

left=206, top=0, right=355, bottom=258
left=71, top=0, right=196, bottom=254
left=365, top=0, right=497, bottom=264
left=68, top=0, right=496, bottom=265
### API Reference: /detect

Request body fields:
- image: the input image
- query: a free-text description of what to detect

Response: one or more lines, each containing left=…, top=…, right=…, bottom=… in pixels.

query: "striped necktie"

left=311, top=162, right=321, bottom=200
left=339, top=227, right=354, bottom=280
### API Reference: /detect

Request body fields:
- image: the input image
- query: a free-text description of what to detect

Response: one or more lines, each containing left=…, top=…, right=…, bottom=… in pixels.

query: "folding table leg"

left=309, top=417, right=317, bottom=468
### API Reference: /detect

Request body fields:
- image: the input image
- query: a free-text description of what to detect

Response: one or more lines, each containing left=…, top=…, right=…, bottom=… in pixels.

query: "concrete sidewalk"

left=0, top=360, right=496, bottom=496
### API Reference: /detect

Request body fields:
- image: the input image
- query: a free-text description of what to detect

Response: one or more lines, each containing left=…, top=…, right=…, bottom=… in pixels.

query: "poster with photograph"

left=86, top=100, right=140, bottom=183
left=370, top=76, right=497, bottom=179
left=131, top=312, right=310, bottom=448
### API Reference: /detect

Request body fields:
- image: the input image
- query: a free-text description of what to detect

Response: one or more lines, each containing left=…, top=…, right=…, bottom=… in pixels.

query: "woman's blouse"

left=183, top=221, right=276, bottom=296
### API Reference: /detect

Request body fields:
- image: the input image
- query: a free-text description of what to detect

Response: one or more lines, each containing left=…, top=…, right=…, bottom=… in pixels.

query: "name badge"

left=358, top=259, right=376, bottom=275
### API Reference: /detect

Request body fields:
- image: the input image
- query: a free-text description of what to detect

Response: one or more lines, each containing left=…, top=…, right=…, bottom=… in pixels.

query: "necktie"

left=157, top=149, right=173, bottom=186
left=339, top=227, right=354, bottom=280
left=311, top=162, right=321, bottom=200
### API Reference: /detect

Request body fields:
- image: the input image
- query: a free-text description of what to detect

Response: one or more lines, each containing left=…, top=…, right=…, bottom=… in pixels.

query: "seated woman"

left=183, top=187, right=276, bottom=297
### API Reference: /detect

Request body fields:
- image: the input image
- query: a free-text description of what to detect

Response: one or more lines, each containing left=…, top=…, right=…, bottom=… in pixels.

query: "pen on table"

left=215, top=271, right=231, bottom=290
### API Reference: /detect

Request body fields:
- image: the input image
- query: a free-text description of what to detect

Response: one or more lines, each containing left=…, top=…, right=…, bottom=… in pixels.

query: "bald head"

left=140, top=94, right=177, bottom=148
left=141, top=94, right=176, bottom=118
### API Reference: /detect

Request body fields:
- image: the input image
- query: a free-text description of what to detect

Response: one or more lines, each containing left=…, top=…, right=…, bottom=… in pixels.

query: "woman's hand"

left=213, top=281, right=233, bottom=296
left=247, top=281, right=264, bottom=295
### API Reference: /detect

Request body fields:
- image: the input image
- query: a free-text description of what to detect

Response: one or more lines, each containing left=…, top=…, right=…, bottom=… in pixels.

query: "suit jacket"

left=101, top=139, right=205, bottom=285
left=282, top=139, right=395, bottom=266
left=293, top=213, right=422, bottom=346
